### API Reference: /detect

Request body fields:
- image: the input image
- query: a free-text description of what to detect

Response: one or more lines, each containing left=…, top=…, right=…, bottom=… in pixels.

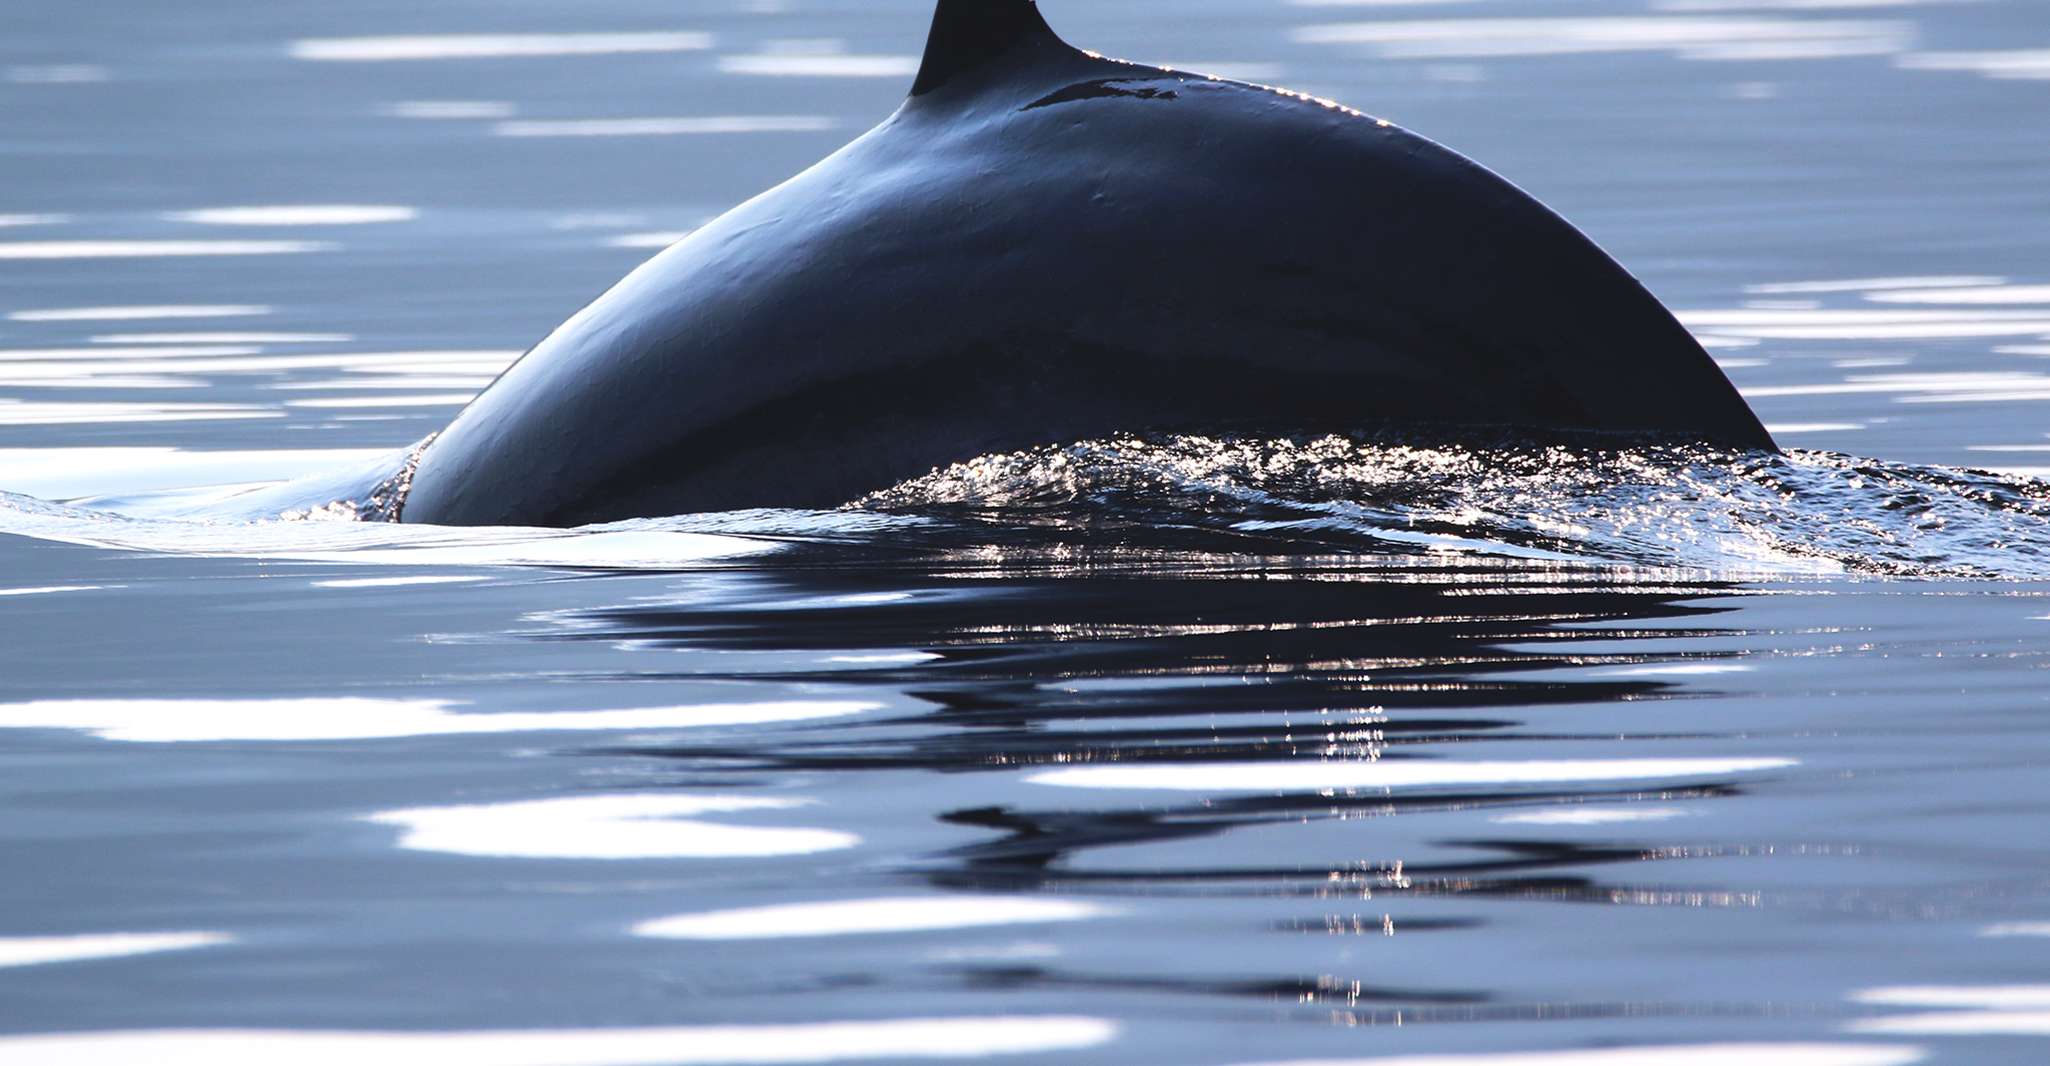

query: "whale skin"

left=400, top=0, right=1775, bottom=527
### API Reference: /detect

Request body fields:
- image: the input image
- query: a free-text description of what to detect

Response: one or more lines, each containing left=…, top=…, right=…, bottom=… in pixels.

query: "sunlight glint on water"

left=3, top=0, right=2050, bottom=1062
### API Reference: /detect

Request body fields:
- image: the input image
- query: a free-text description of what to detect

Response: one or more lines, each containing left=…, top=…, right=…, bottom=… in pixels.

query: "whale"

left=397, top=0, right=1776, bottom=528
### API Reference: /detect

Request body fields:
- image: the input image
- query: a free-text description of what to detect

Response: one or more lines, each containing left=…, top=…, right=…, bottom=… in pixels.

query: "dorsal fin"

left=910, top=0, right=1069, bottom=97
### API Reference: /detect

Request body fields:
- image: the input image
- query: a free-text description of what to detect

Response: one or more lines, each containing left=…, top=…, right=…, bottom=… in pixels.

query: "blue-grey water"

left=4, top=1, right=2050, bottom=1064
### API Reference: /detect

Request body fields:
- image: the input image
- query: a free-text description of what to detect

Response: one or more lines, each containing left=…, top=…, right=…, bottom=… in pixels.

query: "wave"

left=5, top=432, right=2049, bottom=578
left=855, top=433, right=2050, bottom=579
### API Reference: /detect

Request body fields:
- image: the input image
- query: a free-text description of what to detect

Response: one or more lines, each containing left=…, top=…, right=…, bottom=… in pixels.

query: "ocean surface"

left=3, top=1, right=2050, bottom=1063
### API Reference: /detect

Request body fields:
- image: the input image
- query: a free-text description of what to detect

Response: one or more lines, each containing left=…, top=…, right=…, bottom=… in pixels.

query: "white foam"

left=0, top=932, right=232, bottom=969
left=0, top=697, right=873, bottom=744
left=1028, top=757, right=1798, bottom=792
left=0, top=1017, right=1117, bottom=1065
left=635, top=896, right=1112, bottom=940
left=0, top=241, right=331, bottom=260
left=292, top=33, right=715, bottom=62
left=0, top=214, right=70, bottom=227
left=495, top=116, right=834, bottom=137
left=170, top=206, right=415, bottom=226
left=0, top=586, right=105, bottom=597
left=371, top=793, right=859, bottom=860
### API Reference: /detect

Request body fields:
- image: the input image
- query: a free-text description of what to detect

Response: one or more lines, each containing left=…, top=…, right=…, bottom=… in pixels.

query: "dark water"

left=4, top=1, right=2050, bottom=1064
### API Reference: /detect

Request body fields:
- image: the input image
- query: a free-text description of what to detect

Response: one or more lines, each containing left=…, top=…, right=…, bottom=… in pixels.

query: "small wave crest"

left=856, top=434, right=2050, bottom=578
left=7, top=433, right=2049, bottom=578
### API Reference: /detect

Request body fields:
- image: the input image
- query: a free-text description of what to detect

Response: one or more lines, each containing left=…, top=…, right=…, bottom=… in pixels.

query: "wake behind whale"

left=10, top=432, right=2049, bottom=580
left=857, top=433, right=2050, bottom=578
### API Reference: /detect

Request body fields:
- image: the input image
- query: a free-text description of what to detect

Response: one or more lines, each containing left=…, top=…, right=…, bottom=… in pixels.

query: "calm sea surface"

left=3, top=1, right=2050, bottom=1063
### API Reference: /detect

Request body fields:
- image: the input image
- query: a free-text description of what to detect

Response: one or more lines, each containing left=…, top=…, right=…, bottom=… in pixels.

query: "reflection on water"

left=1236, top=1048, right=1923, bottom=1066
left=1849, top=985, right=2050, bottom=1037
left=169, top=206, right=418, bottom=227
left=89, top=332, right=354, bottom=343
left=0, top=696, right=873, bottom=743
left=289, top=33, right=718, bottom=63
left=0, top=240, right=333, bottom=259
left=0, top=932, right=232, bottom=970
left=4, top=0, right=2050, bottom=1061
left=1292, top=16, right=1913, bottom=61
left=0, top=399, right=280, bottom=425
left=1025, top=757, right=1797, bottom=792
left=1901, top=48, right=2050, bottom=82
left=5, top=305, right=271, bottom=322
left=1981, top=923, right=2050, bottom=938
left=717, top=52, right=923, bottom=78
left=384, top=100, right=518, bottom=120
left=0, top=1017, right=1120, bottom=1065
left=635, top=896, right=1113, bottom=940
left=2, top=66, right=107, bottom=85
left=4, top=482, right=2049, bottom=1057
left=370, top=794, right=861, bottom=860
left=493, top=116, right=838, bottom=138
left=559, top=544, right=1789, bottom=903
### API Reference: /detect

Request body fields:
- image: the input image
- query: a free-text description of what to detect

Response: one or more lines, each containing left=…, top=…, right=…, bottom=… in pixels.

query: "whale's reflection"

left=547, top=539, right=1784, bottom=917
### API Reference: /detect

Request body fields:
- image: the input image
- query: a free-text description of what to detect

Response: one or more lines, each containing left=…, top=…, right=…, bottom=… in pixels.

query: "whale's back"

left=401, top=1, right=1771, bottom=527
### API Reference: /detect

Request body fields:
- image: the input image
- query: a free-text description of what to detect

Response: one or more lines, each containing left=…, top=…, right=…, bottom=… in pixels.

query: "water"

left=3, top=0, right=2050, bottom=1063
